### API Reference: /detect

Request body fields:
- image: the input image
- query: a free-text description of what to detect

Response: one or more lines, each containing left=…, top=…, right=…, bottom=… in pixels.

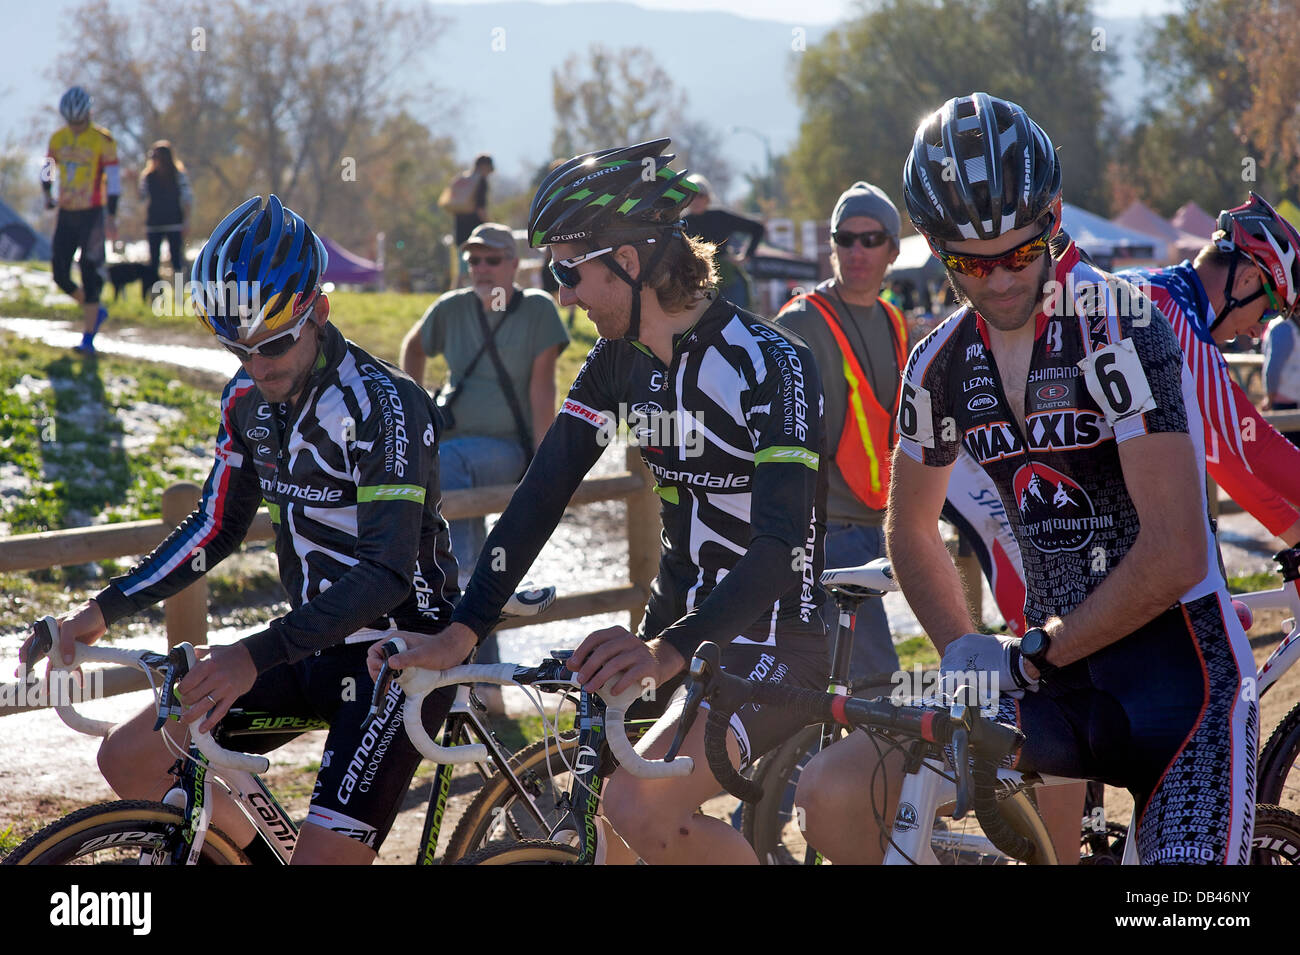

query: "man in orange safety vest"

left=777, top=181, right=907, bottom=686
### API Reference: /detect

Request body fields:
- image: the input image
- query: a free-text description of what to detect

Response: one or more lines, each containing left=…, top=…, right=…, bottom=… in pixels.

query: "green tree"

left=551, top=46, right=732, bottom=197
left=1110, top=0, right=1291, bottom=217
left=785, top=0, right=1110, bottom=226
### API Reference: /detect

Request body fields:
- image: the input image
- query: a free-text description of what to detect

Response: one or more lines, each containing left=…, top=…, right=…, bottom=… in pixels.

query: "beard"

left=945, top=254, right=1052, bottom=332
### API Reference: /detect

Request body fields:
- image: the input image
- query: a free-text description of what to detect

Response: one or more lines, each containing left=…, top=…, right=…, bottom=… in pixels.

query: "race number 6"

left=898, top=381, right=936, bottom=448
left=1078, top=339, right=1156, bottom=425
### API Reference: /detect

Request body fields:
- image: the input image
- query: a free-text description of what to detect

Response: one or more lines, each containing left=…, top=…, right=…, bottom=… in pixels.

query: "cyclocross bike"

left=2, top=588, right=598, bottom=865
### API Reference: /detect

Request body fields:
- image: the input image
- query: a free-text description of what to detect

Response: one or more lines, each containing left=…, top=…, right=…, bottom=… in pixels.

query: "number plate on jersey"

left=1077, top=339, right=1156, bottom=426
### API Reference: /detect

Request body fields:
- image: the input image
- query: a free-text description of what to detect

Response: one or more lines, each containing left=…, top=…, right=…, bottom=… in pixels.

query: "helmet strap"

left=1212, top=254, right=1267, bottom=333
left=599, top=232, right=674, bottom=342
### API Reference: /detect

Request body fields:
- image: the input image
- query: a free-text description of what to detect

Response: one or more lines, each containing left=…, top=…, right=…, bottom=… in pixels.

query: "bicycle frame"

left=881, top=756, right=1138, bottom=865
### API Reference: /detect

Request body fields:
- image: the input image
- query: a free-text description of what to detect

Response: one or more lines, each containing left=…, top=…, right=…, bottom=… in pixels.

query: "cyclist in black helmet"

left=377, top=140, right=832, bottom=864
left=797, top=93, right=1256, bottom=865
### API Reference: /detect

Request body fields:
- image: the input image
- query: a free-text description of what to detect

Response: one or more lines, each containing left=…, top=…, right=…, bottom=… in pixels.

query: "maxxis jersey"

left=451, top=295, right=829, bottom=661
left=95, top=323, right=460, bottom=672
left=898, top=241, right=1256, bottom=864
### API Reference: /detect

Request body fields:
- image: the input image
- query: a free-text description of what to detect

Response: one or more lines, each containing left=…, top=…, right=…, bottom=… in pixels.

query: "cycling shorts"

left=639, top=638, right=830, bottom=770
left=217, top=635, right=454, bottom=850
left=1005, top=592, right=1257, bottom=865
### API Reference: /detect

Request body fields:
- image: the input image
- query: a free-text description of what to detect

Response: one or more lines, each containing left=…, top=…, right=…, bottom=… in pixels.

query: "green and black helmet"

left=528, top=139, right=698, bottom=248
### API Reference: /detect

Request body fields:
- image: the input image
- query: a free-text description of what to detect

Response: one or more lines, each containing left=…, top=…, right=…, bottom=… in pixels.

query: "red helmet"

left=1215, top=192, right=1300, bottom=320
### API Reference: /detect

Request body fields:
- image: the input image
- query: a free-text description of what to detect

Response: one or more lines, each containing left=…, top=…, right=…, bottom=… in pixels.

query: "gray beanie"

left=831, top=181, right=901, bottom=240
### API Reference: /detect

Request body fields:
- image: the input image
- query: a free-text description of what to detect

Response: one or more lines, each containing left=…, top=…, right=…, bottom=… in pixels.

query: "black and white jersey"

left=95, top=323, right=460, bottom=672
left=452, top=295, right=829, bottom=660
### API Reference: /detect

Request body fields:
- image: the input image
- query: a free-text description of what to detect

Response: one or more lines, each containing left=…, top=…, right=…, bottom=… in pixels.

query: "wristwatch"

left=1019, top=627, right=1057, bottom=678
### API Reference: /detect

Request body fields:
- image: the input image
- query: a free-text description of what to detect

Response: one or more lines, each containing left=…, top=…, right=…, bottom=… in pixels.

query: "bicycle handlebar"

left=684, top=641, right=1034, bottom=858
left=384, top=638, right=693, bottom=778
left=29, top=616, right=271, bottom=775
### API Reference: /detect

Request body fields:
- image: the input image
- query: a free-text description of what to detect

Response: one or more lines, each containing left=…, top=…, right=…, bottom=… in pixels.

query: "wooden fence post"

left=161, top=482, right=207, bottom=649
left=624, top=446, right=659, bottom=633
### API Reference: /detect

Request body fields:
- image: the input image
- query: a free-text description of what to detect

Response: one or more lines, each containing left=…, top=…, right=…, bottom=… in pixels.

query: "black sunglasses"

left=833, top=229, right=892, bottom=249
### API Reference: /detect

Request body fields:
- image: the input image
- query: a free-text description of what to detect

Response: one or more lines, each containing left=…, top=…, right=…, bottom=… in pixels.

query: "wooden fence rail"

left=1, top=445, right=659, bottom=715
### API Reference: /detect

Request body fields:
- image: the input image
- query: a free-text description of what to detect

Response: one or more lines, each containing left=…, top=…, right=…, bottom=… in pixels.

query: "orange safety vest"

left=784, top=291, right=908, bottom=510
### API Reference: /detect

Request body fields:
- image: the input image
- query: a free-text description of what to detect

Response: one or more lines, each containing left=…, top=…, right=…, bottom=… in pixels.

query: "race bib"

left=898, top=381, right=936, bottom=448
left=1077, top=339, right=1156, bottom=426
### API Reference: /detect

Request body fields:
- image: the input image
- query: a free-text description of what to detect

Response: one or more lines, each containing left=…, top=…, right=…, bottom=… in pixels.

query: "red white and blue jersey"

left=1120, top=261, right=1300, bottom=537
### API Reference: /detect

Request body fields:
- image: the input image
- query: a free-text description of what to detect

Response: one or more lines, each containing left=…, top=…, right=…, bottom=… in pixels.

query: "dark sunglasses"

left=934, top=222, right=1053, bottom=279
left=833, top=229, right=892, bottom=249
left=467, top=254, right=505, bottom=267
left=549, top=246, right=615, bottom=290
left=217, top=306, right=316, bottom=360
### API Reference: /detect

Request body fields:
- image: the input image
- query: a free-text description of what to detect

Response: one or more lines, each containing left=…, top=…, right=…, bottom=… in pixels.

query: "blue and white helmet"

left=190, top=195, right=328, bottom=341
left=59, top=86, right=92, bottom=124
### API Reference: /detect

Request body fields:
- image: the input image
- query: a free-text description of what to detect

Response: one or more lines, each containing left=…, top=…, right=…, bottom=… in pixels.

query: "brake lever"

left=23, top=617, right=57, bottom=681
left=363, top=639, right=404, bottom=727
left=153, top=644, right=191, bottom=731
left=664, top=641, right=722, bottom=762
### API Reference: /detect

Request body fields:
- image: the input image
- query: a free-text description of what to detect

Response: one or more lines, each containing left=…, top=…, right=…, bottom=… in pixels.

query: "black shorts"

left=635, top=637, right=829, bottom=769
left=216, top=638, right=453, bottom=850
left=1005, top=593, right=1256, bottom=865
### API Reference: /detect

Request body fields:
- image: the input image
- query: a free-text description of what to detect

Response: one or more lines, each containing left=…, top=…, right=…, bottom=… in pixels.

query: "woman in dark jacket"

left=138, top=140, right=192, bottom=282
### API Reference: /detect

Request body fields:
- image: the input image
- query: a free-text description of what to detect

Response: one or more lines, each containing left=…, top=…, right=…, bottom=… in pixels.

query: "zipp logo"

left=256, top=444, right=272, bottom=457
left=246, top=426, right=271, bottom=441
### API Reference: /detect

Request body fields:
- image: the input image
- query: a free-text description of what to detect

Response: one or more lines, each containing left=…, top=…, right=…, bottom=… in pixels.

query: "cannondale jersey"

left=897, top=242, right=1223, bottom=625
left=96, top=324, right=459, bottom=670
left=452, top=295, right=829, bottom=659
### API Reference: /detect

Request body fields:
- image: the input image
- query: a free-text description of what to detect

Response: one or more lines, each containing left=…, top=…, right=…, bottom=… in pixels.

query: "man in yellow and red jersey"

left=777, top=181, right=907, bottom=687
left=43, top=86, right=120, bottom=355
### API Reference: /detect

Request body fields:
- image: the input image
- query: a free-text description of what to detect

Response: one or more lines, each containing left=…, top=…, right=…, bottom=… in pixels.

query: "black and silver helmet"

left=903, top=92, right=1061, bottom=243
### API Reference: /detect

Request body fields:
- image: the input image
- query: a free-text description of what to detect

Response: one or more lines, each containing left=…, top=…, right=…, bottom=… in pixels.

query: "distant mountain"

left=0, top=1, right=1162, bottom=204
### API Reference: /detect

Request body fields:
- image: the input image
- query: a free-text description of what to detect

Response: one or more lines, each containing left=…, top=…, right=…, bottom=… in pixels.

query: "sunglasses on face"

left=934, top=222, right=1053, bottom=279
left=467, top=254, right=505, bottom=267
left=217, top=306, right=315, bottom=360
left=549, top=246, right=616, bottom=289
left=833, top=229, right=892, bottom=249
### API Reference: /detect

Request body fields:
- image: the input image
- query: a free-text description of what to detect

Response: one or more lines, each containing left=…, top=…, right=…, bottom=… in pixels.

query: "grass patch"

left=896, top=635, right=940, bottom=670
left=1, top=271, right=602, bottom=405
left=1227, top=572, right=1279, bottom=595
left=0, top=334, right=217, bottom=535
left=0, top=824, right=19, bottom=855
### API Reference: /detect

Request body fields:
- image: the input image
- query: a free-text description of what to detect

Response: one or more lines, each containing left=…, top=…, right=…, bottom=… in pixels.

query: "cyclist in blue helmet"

left=21, top=195, right=462, bottom=864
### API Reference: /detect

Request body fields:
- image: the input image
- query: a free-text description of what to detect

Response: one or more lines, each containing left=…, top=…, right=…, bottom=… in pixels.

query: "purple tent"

left=320, top=234, right=383, bottom=286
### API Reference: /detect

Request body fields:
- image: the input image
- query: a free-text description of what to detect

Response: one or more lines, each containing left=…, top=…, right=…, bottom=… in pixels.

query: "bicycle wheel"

left=443, top=732, right=583, bottom=862
left=742, top=725, right=820, bottom=864
left=1251, top=804, right=1300, bottom=864
left=1257, top=701, right=1300, bottom=809
left=929, top=790, right=1057, bottom=865
left=3, top=800, right=249, bottom=865
left=455, top=839, right=581, bottom=865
